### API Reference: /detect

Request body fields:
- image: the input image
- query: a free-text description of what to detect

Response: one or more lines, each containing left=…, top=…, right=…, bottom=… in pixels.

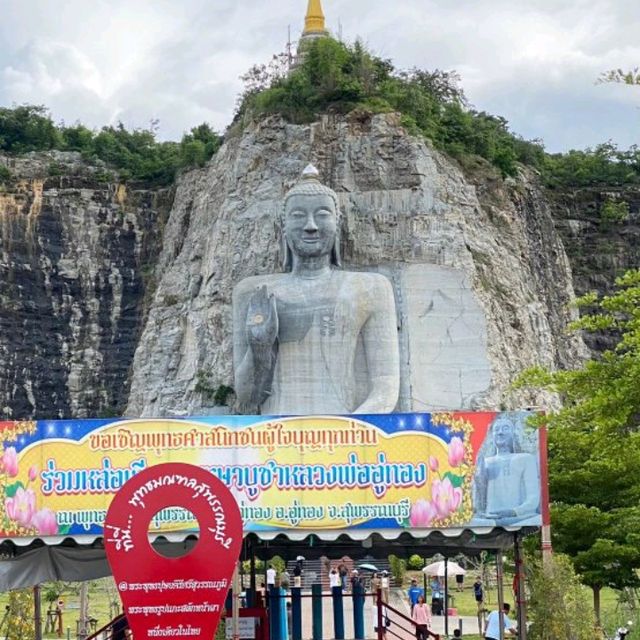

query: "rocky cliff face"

left=125, top=113, right=587, bottom=417
left=0, top=152, right=173, bottom=418
left=8, top=115, right=627, bottom=420
left=549, top=186, right=640, bottom=351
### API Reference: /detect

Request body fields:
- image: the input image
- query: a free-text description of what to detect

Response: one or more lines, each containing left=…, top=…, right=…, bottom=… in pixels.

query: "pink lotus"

left=428, top=456, right=439, bottom=473
left=410, top=500, right=438, bottom=528
left=431, top=477, right=463, bottom=519
left=2, top=447, right=18, bottom=477
left=32, top=508, right=58, bottom=535
left=5, top=487, right=36, bottom=527
left=28, top=465, right=38, bottom=482
left=448, top=437, right=465, bottom=468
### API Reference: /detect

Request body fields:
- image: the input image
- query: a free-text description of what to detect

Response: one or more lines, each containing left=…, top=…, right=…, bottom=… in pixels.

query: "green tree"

left=527, top=554, right=595, bottom=640
left=388, top=554, right=407, bottom=584
left=543, top=143, right=640, bottom=188
left=60, top=123, right=95, bottom=152
left=598, top=68, right=640, bottom=86
left=268, top=556, right=286, bottom=575
left=0, top=105, right=222, bottom=185
left=0, top=105, right=61, bottom=152
left=6, top=589, right=35, bottom=640
left=600, top=198, right=630, bottom=226
left=517, top=270, right=640, bottom=620
left=179, top=123, right=222, bottom=167
left=237, top=38, right=541, bottom=177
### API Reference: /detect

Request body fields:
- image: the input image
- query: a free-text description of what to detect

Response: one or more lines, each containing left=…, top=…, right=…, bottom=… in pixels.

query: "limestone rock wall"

left=0, top=152, right=173, bottom=418
left=549, top=186, right=640, bottom=351
left=126, top=113, right=587, bottom=416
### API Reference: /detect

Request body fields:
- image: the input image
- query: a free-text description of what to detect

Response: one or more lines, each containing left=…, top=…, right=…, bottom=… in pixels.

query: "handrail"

left=85, top=613, right=124, bottom=640
left=376, top=590, right=440, bottom=640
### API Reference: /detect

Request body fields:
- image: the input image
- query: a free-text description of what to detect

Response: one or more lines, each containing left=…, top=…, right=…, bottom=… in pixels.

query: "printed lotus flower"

left=1, top=447, right=19, bottom=477
left=28, top=465, right=38, bottom=482
left=32, top=508, right=58, bottom=535
left=428, top=456, right=439, bottom=473
left=5, top=487, right=36, bottom=527
left=431, top=477, right=463, bottom=519
left=448, top=437, right=465, bottom=468
left=410, top=499, right=438, bottom=527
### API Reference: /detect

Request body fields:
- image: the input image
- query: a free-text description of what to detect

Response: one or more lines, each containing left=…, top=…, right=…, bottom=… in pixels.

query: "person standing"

left=281, top=569, right=290, bottom=591
left=411, top=595, right=432, bottom=640
left=329, top=568, right=341, bottom=590
left=267, top=564, right=277, bottom=589
left=484, top=603, right=516, bottom=640
left=430, top=577, right=443, bottom=616
left=408, top=579, right=424, bottom=614
left=371, top=573, right=382, bottom=603
left=293, top=561, right=303, bottom=588
left=338, top=564, right=348, bottom=591
left=473, top=576, right=484, bottom=611
left=455, top=572, right=464, bottom=592
left=381, top=571, right=390, bottom=603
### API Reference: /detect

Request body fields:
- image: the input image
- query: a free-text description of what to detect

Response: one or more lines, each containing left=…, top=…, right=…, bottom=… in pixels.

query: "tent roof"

left=0, top=525, right=535, bottom=589
left=0, top=523, right=533, bottom=549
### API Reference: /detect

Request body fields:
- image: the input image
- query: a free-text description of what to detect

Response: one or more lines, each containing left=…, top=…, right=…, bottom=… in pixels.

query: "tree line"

left=1, top=41, right=638, bottom=190
left=0, top=105, right=222, bottom=185
left=236, top=38, right=640, bottom=187
left=517, top=269, right=640, bottom=623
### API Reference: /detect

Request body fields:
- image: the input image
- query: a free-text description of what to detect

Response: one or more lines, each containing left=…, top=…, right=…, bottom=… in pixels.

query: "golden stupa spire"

left=303, top=0, right=326, bottom=35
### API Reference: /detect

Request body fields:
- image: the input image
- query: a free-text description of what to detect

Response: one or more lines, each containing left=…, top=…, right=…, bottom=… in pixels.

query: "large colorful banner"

left=0, top=411, right=543, bottom=539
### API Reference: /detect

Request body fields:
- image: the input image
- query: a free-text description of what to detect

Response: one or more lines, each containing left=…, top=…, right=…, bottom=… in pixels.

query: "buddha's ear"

left=331, top=233, right=342, bottom=268
left=281, top=233, right=293, bottom=272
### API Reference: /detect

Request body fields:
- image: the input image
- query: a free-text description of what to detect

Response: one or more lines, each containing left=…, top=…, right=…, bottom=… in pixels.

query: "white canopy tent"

left=422, top=559, right=466, bottom=577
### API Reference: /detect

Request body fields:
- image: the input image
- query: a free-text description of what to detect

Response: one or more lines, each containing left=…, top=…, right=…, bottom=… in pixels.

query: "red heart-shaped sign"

left=105, top=462, right=243, bottom=640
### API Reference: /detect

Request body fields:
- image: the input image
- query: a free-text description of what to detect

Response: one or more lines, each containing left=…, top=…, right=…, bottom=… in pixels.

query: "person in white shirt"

left=266, top=565, right=277, bottom=588
left=329, top=568, right=341, bottom=590
left=484, top=603, right=516, bottom=640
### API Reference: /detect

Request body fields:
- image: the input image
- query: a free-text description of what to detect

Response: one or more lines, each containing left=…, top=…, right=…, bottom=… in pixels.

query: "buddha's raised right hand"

left=246, top=285, right=279, bottom=352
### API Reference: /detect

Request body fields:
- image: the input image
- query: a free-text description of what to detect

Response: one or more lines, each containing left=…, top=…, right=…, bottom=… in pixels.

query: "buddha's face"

left=284, top=193, right=337, bottom=260
left=493, top=419, right=515, bottom=451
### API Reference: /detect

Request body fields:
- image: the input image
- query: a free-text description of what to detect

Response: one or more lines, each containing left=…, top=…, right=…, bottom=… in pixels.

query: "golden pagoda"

left=294, top=0, right=331, bottom=65
left=303, top=0, right=327, bottom=36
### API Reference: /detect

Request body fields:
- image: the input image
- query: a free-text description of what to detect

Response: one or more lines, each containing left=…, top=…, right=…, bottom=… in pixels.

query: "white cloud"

left=0, top=0, right=638, bottom=150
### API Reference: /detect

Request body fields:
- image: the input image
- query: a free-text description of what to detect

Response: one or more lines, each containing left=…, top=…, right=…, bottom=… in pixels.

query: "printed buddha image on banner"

left=0, top=412, right=543, bottom=538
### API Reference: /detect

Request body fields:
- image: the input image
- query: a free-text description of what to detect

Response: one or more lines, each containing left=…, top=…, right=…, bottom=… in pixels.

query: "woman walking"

left=411, top=595, right=432, bottom=640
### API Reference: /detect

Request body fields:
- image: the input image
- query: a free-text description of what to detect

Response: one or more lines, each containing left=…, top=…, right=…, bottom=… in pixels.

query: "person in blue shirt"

left=484, top=602, right=516, bottom=640
left=473, top=576, right=484, bottom=612
left=429, top=577, right=443, bottom=616
left=407, top=578, right=424, bottom=613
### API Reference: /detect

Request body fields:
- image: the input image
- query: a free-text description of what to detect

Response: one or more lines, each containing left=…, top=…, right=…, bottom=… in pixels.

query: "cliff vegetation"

left=236, top=38, right=640, bottom=187
left=0, top=105, right=222, bottom=185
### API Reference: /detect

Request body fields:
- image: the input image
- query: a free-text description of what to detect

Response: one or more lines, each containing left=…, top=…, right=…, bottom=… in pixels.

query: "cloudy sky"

left=0, top=0, right=638, bottom=152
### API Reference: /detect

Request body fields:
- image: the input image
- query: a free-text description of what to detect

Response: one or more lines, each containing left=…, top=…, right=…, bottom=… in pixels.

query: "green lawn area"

left=404, top=569, right=512, bottom=617
left=0, top=578, right=120, bottom=637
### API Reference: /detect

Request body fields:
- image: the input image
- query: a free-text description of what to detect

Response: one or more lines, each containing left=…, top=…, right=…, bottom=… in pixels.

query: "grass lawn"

left=0, top=578, right=120, bottom=637
left=404, top=569, right=511, bottom=617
